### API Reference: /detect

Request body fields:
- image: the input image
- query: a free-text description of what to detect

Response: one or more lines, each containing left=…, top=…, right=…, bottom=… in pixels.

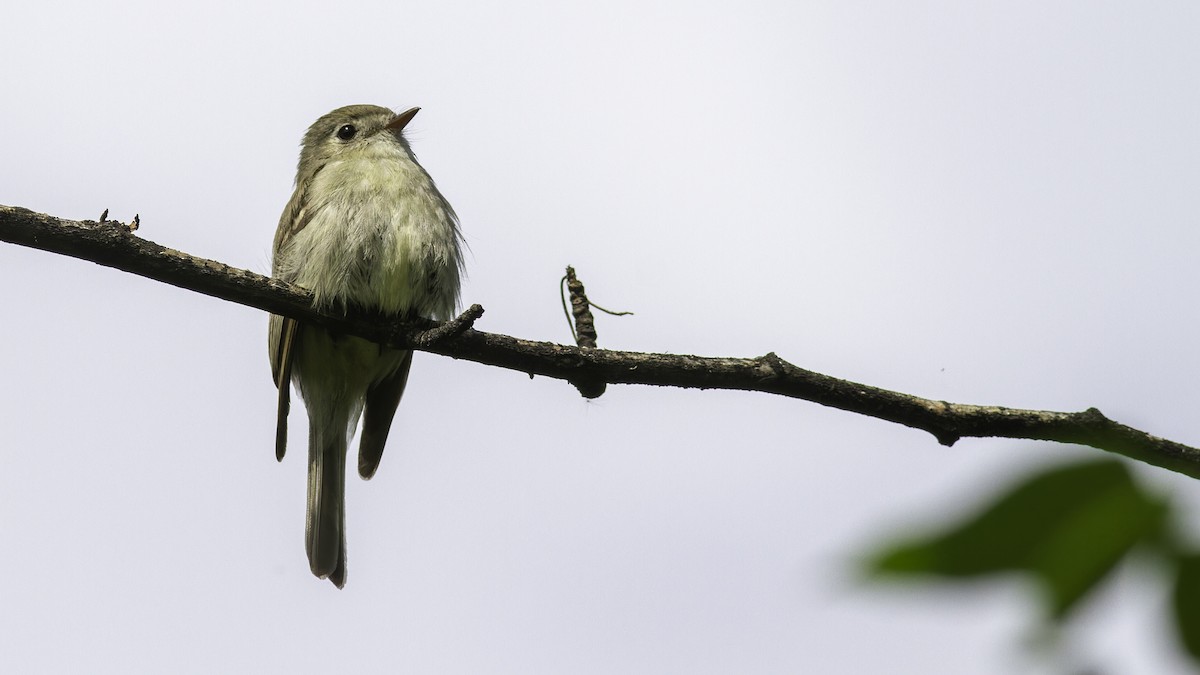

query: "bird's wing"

left=268, top=179, right=321, bottom=462
left=269, top=315, right=299, bottom=461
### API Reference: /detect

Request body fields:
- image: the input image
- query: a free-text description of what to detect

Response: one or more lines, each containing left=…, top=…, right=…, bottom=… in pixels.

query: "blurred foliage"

left=1173, top=553, right=1200, bottom=660
left=865, top=457, right=1200, bottom=663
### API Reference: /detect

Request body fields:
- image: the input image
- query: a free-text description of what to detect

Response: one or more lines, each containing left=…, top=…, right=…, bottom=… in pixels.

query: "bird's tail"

left=306, top=419, right=348, bottom=588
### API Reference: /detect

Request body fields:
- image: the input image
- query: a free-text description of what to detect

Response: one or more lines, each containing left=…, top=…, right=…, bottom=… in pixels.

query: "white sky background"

left=2, top=1, right=1199, bottom=672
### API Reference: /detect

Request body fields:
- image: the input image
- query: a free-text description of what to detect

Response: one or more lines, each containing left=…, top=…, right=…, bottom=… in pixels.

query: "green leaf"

left=867, top=458, right=1166, bottom=618
left=1171, top=553, right=1200, bottom=660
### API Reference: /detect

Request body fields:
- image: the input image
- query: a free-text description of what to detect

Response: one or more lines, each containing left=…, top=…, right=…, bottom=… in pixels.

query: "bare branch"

left=3, top=204, right=1199, bottom=479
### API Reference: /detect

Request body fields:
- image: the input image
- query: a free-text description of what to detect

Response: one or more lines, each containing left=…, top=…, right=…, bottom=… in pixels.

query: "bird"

left=268, top=104, right=464, bottom=588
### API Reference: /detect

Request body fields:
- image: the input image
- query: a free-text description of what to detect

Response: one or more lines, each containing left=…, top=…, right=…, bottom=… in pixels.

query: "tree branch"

left=4, top=203, right=1199, bottom=479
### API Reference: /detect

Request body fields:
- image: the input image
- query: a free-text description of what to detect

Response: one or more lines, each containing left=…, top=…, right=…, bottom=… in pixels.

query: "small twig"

left=559, top=275, right=578, bottom=343
left=560, top=268, right=632, bottom=340
left=564, top=266, right=599, bottom=349
left=410, top=304, right=485, bottom=347
left=589, top=300, right=633, bottom=317
left=95, top=208, right=138, bottom=232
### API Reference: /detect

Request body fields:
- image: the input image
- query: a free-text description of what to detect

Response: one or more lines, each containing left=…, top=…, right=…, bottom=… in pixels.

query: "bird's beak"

left=385, top=107, right=420, bottom=132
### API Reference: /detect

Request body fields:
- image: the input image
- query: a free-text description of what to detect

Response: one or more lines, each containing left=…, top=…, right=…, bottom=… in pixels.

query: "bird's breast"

left=282, top=155, right=461, bottom=319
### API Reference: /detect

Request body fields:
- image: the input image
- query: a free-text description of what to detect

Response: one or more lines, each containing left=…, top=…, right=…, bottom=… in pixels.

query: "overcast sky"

left=3, top=1, right=1200, bottom=673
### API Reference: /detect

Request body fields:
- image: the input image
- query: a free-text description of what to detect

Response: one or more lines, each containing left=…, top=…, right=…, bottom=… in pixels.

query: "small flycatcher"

left=269, top=104, right=464, bottom=588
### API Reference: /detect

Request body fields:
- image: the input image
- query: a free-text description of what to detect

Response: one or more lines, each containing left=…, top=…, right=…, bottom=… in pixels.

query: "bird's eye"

left=336, top=124, right=357, bottom=141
